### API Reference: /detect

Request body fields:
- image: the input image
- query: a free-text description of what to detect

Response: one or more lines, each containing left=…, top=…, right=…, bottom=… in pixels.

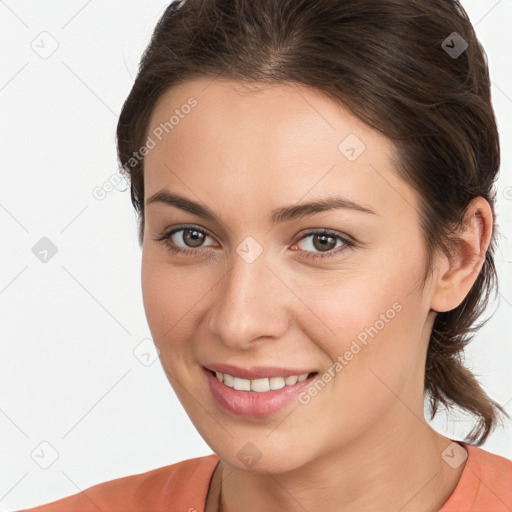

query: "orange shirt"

left=19, top=442, right=512, bottom=511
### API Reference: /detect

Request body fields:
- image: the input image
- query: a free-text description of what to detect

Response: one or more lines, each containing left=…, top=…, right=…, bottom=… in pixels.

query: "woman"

left=21, top=0, right=511, bottom=510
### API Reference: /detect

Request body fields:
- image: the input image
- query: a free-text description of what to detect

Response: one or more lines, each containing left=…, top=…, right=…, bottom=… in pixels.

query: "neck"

left=208, top=405, right=466, bottom=512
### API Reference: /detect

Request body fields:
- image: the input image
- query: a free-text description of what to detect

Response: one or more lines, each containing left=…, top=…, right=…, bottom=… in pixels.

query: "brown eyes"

left=154, top=224, right=355, bottom=260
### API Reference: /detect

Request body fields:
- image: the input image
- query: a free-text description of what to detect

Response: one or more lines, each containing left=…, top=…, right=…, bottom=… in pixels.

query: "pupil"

left=185, top=229, right=204, bottom=247
left=314, top=234, right=335, bottom=251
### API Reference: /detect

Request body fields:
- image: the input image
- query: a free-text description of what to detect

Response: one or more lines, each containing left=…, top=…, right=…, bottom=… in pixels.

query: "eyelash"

left=153, top=224, right=355, bottom=260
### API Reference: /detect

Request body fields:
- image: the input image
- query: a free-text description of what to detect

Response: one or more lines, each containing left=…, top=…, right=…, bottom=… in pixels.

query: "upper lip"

left=203, top=363, right=316, bottom=380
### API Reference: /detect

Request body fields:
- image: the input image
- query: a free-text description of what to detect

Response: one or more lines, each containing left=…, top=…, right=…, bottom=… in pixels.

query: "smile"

left=202, top=366, right=319, bottom=418
left=213, top=370, right=311, bottom=392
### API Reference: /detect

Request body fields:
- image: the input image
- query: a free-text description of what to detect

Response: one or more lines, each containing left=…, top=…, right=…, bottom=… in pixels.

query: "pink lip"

left=203, top=363, right=315, bottom=380
left=202, top=366, right=318, bottom=418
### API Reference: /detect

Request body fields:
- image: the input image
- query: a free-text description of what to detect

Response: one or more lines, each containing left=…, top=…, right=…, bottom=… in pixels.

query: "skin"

left=140, top=77, right=492, bottom=512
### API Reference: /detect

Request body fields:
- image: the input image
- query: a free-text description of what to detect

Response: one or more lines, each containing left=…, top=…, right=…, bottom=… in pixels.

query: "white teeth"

left=285, top=375, right=298, bottom=385
left=251, top=378, right=270, bottom=392
left=213, top=371, right=311, bottom=392
left=233, top=377, right=251, bottom=391
left=223, top=374, right=234, bottom=387
left=269, top=377, right=285, bottom=390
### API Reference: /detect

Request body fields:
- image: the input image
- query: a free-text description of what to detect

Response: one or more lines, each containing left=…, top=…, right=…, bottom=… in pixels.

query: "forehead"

left=143, top=77, right=419, bottom=223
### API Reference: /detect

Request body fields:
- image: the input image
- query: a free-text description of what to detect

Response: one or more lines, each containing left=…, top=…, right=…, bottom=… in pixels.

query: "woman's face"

left=141, top=77, right=440, bottom=473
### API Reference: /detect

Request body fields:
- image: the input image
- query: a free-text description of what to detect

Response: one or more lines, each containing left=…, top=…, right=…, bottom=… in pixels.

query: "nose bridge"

left=208, top=243, right=288, bottom=348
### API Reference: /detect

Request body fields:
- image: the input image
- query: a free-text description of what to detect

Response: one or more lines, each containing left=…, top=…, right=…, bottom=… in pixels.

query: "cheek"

left=297, top=257, right=411, bottom=341
left=141, top=250, right=214, bottom=356
left=141, top=257, right=168, bottom=339
left=300, top=249, right=427, bottom=382
left=141, top=252, right=182, bottom=344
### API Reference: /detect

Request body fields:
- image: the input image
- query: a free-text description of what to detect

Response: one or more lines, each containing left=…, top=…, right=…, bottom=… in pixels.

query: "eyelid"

left=155, top=224, right=355, bottom=259
left=291, top=229, right=355, bottom=259
left=155, top=224, right=218, bottom=247
left=294, top=227, right=355, bottom=244
left=156, top=224, right=354, bottom=243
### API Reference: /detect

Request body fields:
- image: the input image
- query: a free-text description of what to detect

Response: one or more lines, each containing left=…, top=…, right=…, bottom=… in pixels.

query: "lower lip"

left=203, top=367, right=318, bottom=418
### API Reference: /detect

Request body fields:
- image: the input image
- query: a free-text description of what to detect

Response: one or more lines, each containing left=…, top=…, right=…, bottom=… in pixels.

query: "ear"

left=430, top=197, right=493, bottom=313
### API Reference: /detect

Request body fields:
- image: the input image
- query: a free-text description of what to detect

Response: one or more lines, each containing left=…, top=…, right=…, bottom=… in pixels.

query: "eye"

left=291, top=229, right=354, bottom=260
left=154, top=225, right=217, bottom=256
left=154, top=225, right=355, bottom=260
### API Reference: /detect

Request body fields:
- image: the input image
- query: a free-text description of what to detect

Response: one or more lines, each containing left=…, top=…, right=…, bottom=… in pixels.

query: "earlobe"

left=429, top=197, right=492, bottom=313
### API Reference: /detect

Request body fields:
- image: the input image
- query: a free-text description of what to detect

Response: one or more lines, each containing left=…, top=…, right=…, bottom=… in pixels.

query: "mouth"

left=202, top=365, right=319, bottom=418
left=204, top=367, right=318, bottom=393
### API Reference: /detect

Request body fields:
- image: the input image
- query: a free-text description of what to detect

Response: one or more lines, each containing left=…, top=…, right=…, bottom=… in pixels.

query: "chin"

left=211, top=435, right=318, bottom=475
left=223, top=454, right=308, bottom=475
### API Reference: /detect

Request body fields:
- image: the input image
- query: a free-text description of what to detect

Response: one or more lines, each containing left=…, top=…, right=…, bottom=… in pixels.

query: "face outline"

left=140, top=77, right=445, bottom=475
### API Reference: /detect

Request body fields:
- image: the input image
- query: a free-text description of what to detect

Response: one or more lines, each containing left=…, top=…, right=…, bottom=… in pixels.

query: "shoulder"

left=18, top=453, right=219, bottom=512
left=441, top=443, right=512, bottom=512
left=468, top=443, right=512, bottom=471
left=467, top=444, right=512, bottom=498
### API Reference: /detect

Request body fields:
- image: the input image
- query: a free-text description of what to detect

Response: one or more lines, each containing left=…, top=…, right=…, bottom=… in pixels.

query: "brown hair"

left=116, top=0, right=506, bottom=444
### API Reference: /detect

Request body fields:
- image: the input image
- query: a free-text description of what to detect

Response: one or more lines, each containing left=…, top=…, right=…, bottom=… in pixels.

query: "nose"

left=207, top=244, right=290, bottom=350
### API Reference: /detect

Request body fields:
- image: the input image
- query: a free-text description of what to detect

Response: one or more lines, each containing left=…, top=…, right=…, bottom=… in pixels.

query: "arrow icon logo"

left=441, top=441, right=468, bottom=469
left=338, top=133, right=366, bottom=161
left=236, top=442, right=262, bottom=467
left=236, top=236, right=263, bottom=264
left=133, top=338, right=160, bottom=366
left=32, top=237, right=58, bottom=263
left=441, top=32, right=468, bottom=59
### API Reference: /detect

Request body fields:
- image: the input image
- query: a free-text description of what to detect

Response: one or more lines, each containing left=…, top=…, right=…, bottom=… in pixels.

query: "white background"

left=1, top=0, right=511, bottom=510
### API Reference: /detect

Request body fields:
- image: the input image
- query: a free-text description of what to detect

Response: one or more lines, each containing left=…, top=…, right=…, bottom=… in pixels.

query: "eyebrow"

left=145, top=190, right=378, bottom=226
